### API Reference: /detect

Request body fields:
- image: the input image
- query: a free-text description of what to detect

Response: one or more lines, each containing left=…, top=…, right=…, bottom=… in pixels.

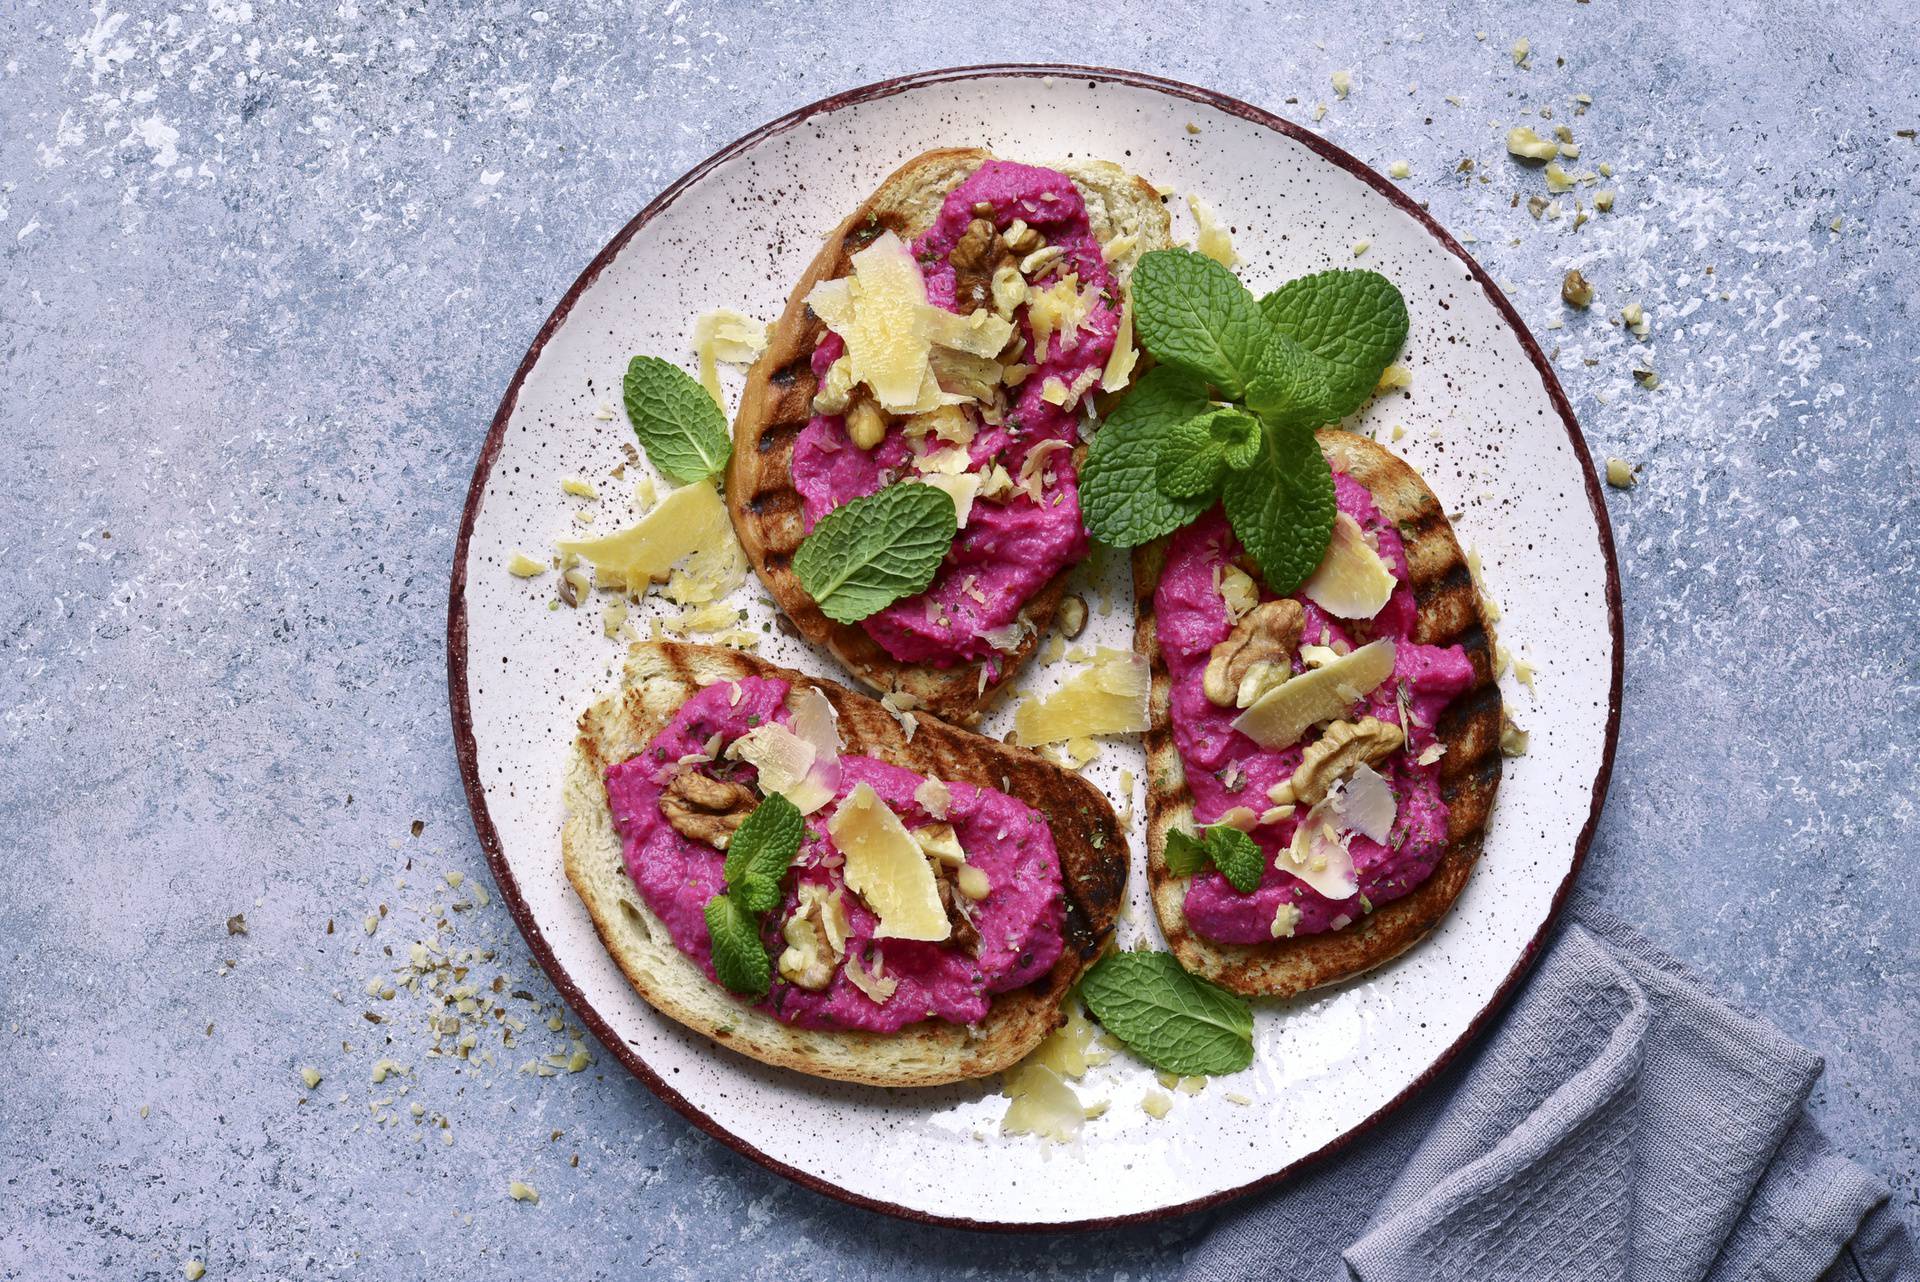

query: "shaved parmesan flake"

left=790, top=687, right=843, bottom=799
left=1001, top=1061, right=1083, bottom=1143
left=1232, top=640, right=1396, bottom=750
left=1013, top=648, right=1150, bottom=745
left=725, top=723, right=832, bottom=815
left=1025, top=275, right=1098, bottom=360
left=912, top=775, right=951, bottom=820
left=804, top=232, right=933, bottom=413
left=1100, top=295, right=1138, bottom=392
left=1017, top=438, right=1072, bottom=502
left=1301, top=513, right=1397, bottom=620
left=1416, top=742, right=1446, bottom=766
left=557, top=480, right=740, bottom=592
left=843, top=948, right=898, bottom=1005
left=1341, top=763, right=1397, bottom=842
left=507, top=552, right=546, bottom=578
left=692, top=308, right=768, bottom=406
left=917, top=305, right=1014, bottom=359
left=1281, top=796, right=1361, bottom=900
left=827, top=784, right=948, bottom=942
left=1187, top=194, right=1239, bottom=268
left=1030, top=1001, right=1108, bottom=1078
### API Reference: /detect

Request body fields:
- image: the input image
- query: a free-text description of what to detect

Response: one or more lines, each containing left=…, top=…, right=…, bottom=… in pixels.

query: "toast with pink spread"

left=1136, top=432, right=1503, bottom=998
left=562, top=642, right=1127, bottom=1086
left=727, top=148, right=1171, bottom=726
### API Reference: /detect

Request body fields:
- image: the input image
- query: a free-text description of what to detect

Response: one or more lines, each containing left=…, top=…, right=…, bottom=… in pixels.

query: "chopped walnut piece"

left=660, top=769, right=756, bottom=849
left=1202, top=599, right=1306, bottom=708
left=777, top=911, right=834, bottom=990
left=949, top=217, right=998, bottom=272
left=845, top=396, right=890, bottom=450
left=935, top=871, right=983, bottom=956
left=1001, top=219, right=1042, bottom=255
left=1561, top=269, right=1594, bottom=309
left=1271, top=716, right=1406, bottom=807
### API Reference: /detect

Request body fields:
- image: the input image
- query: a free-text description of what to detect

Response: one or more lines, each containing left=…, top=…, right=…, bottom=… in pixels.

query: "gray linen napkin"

left=1181, top=911, right=1914, bottom=1282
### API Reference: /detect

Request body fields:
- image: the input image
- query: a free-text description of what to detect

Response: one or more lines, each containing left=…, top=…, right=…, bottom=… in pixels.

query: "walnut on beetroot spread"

left=1202, top=598, right=1306, bottom=708
left=659, top=769, right=756, bottom=848
left=1270, top=715, right=1405, bottom=807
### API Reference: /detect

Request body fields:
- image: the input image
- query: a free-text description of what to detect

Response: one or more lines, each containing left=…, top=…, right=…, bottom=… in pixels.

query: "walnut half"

left=1269, top=716, right=1405, bottom=807
left=1202, top=599, right=1306, bottom=708
left=660, top=769, right=756, bottom=849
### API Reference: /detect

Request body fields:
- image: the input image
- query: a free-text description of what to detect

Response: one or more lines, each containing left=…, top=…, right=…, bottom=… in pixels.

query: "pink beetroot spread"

left=1156, top=476, right=1475, bottom=944
left=603, top=677, right=1066, bottom=1031
left=792, top=160, right=1119, bottom=669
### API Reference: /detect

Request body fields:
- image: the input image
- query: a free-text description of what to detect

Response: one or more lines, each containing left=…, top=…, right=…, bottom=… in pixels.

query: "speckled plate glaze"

left=449, top=65, right=1622, bottom=1229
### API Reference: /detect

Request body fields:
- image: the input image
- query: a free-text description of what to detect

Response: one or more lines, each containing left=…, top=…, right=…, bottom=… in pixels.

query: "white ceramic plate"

left=449, top=65, right=1621, bottom=1229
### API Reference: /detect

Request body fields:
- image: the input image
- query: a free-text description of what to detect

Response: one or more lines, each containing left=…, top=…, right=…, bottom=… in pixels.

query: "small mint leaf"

left=731, top=873, right=782, bottom=916
left=1244, top=330, right=1338, bottom=432
left=1222, top=420, right=1337, bottom=594
left=1082, top=366, right=1216, bottom=547
left=1080, top=951, right=1254, bottom=1075
left=793, top=482, right=957, bottom=623
left=1204, top=825, right=1264, bottom=894
left=1259, top=270, right=1409, bottom=418
left=1131, top=249, right=1269, bottom=398
left=704, top=894, right=771, bottom=998
left=1163, top=828, right=1211, bottom=877
left=722, top=792, right=804, bottom=892
left=1156, top=423, right=1227, bottom=500
left=622, top=355, right=732, bottom=484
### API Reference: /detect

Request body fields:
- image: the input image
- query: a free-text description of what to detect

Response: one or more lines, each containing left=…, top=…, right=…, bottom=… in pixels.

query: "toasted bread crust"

left=1136, top=432, right=1504, bottom=998
left=561, top=642, right=1127, bottom=1086
left=726, top=148, right=1170, bottom=726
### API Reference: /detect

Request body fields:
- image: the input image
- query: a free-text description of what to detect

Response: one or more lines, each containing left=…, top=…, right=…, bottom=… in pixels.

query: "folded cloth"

left=1181, top=910, right=1915, bottom=1282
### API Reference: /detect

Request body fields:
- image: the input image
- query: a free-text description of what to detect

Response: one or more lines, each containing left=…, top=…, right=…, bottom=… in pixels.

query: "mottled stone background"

left=2, top=1, right=1914, bottom=1278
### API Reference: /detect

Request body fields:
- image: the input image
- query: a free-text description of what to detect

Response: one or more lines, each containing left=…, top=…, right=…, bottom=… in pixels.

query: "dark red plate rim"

left=445, top=62, right=1624, bottom=1233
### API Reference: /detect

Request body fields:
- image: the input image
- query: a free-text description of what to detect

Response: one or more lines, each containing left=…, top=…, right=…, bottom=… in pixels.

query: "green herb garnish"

left=792, top=481, right=957, bottom=624
left=1162, top=823, right=1265, bottom=894
left=703, top=792, right=804, bottom=998
left=1082, top=248, right=1407, bottom=593
left=1079, top=950, right=1254, bottom=1075
left=622, top=354, right=732, bottom=484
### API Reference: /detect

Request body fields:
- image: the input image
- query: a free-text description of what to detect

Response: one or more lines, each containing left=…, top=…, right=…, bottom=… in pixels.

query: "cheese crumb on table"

left=508, top=1180, right=539, bottom=1203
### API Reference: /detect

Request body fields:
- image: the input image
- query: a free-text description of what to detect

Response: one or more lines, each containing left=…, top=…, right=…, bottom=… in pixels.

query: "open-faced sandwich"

left=562, top=642, right=1128, bottom=1086
left=727, top=148, right=1173, bottom=725
left=1134, top=433, right=1503, bottom=997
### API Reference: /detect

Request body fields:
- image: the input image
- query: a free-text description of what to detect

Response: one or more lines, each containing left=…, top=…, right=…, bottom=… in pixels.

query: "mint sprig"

left=1260, top=269, right=1410, bottom=419
left=703, top=792, right=805, bottom=998
left=1132, top=250, right=1270, bottom=399
left=1082, top=366, right=1215, bottom=547
left=623, top=355, right=732, bottom=484
left=1163, top=824, right=1265, bottom=893
left=1080, top=950, right=1253, bottom=1076
left=1081, top=249, right=1406, bottom=594
left=793, top=482, right=958, bottom=624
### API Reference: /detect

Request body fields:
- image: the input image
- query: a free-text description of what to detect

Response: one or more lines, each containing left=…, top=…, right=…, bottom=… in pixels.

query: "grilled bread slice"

left=562, top=642, right=1128, bottom=1086
left=727, top=148, right=1172, bottom=727
left=1136, top=431, right=1504, bottom=998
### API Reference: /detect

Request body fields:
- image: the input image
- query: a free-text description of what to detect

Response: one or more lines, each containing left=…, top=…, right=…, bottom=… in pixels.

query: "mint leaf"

left=1156, top=422, right=1226, bottom=500
left=1080, top=951, right=1253, bottom=1075
left=1212, top=410, right=1262, bottom=470
left=1162, top=824, right=1263, bottom=892
left=722, top=792, right=803, bottom=892
left=1259, top=270, right=1409, bottom=418
left=1205, top=826, right=1264, bottom=894
left=1164, top=828, right=1211, bottom=877
left=731, top=873, right=781, bottom=916
left=623, top=355, right=732, bottom=484
left=705, top=894, right=771, bottom=998
left=794, top=482, right=957, bottom=624
left=1222, top=420, right=1337, bottom=595
left=1244, top=330, right=1338, bottom=432
left=1083, top=366, right=1215, bottom=547
left=1132, top=249, right=1269, bottom=398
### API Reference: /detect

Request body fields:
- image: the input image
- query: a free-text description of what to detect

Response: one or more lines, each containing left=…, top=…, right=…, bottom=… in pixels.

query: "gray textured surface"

left=2, top=2, right=1913, bottom=1278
